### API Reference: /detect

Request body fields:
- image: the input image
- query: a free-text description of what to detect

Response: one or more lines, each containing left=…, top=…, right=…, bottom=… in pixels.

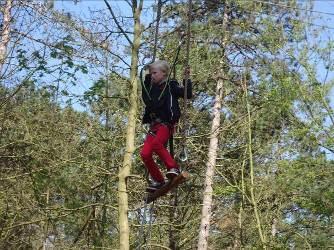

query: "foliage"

left=0, top=0, right=333, bottom=249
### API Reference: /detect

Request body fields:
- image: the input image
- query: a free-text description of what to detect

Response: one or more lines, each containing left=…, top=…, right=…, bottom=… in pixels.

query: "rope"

left=157, top=39, right=184, bottom=100
left=179, top=0, right=192, bottom=162
left=140, top=39, right=183, bottom=102
left=137, top=0, right=162, bottom=236
left=137, top=197, right=156, bottom=250
left=138, top=2, right=192, bottom=248
left=140, top=0, right=163, bottom=101
left=152, top=0, right=162, bottom=62
left=168, top=1, right=192, bottom=248
left=147, top=201, right=155, bottom=247
left=137, top=200, right=147, bottom=249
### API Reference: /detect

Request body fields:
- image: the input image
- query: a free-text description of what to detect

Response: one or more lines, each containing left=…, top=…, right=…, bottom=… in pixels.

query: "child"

left=140, top=60, right=192, bottom=192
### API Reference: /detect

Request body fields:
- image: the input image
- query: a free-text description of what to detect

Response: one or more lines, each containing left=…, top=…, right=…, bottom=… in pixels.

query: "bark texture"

left=197, top=6, right=228, bottom=249
left=118, top=1, right=143, bottom=249
left=0, top=0, right=13, bottom=72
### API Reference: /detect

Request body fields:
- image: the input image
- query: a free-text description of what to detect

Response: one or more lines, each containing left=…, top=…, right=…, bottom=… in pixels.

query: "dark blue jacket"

left=142, top=74, right=192, bottom=124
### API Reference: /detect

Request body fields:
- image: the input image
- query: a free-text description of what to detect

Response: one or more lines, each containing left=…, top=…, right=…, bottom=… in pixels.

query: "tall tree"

left=197, top=5, right=228, bottom=249
left=0, top=0, right=12, bottom=72
left=0, top=0, right=333, bottom=248
left=102, top=0, right=144, bottom=248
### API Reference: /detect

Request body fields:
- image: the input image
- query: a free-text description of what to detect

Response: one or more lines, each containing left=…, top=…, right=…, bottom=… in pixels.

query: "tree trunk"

left=0, top=0, right=12, bottom=73
left=118, top=1, right=143, bottom=249
left=197, top=77, right=224, bottom=250
left=197, top=6, right=228, bottom=249
left=243, top=75, right=266, bottom=248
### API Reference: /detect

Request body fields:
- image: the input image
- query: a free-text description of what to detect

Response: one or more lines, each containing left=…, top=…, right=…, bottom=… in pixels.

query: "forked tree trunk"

left=0, top=0, right=13, bottom=72
left=197, top=6, right=228, bottom=250
left=118, top=1, right=143, bottom=249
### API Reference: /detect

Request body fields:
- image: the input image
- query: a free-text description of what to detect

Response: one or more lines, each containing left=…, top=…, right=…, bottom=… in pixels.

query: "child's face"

left=149, top=67, right=166, bottom=84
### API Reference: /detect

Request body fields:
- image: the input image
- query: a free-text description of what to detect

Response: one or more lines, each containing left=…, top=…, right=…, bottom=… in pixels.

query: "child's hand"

left=144, top=74, right=151, bottom=84
left=184, top=66, right=190, bottom=79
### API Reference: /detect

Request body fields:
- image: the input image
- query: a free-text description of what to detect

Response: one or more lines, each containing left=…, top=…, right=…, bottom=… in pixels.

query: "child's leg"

left=140, top=134, right=165, bottom=183
left=151, top=124, right=179, bottom=170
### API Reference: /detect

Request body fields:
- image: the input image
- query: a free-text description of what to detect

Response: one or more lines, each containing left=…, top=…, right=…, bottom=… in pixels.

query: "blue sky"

left=50, top=0, right=334, bottom=158
left=52, top=0, right=334, bottom=107
left=312, top=1, right=334, bottom=105
left=53, top=0, right=152, bottom=107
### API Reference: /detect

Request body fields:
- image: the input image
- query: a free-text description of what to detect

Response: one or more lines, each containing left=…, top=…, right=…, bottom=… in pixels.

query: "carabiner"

left=179, top=146, right=188, bottom=162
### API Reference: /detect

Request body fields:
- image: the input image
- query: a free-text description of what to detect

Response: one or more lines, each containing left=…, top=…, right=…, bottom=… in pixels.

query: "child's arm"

left=170, top=79, right=192, bottom=99
left=171, top=66, right=192, bottom=99
left=142, top=74, right=152, bottom=104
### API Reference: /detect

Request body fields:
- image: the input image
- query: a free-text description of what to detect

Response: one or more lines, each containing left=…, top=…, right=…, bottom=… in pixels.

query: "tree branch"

left=103, top=0, right=133, bottom=46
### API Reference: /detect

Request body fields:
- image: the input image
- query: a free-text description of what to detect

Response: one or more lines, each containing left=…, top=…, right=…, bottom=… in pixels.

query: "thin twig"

left=103, top=0, right=133, bottom=46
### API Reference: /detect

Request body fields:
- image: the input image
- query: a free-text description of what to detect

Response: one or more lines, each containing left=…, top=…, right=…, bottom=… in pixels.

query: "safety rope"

left=152, top=0, right=162, bottom=62
left=147, top=201, right=155, bottom=247
left=140, top=0, right=163, bottom=100
left=138, top=2, right=192, bottom=247
left=137, top=201, right=147, bottom=249
left=169, top=2, right=192, bottom=248
left=138, top=2, right=161, bottom=243
left=157, top=39, right=184, bottom=100
left=137, top=196, right=156, bottom=250
left=179, top=0, right=192, bottom=163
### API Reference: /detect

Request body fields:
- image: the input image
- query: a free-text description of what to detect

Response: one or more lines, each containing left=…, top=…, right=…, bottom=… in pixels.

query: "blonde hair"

left=149, top=60, right=170, bottom=78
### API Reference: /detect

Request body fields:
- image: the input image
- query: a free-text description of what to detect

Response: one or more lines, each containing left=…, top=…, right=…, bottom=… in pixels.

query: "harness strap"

left=148, top=120, right=174, bottom=139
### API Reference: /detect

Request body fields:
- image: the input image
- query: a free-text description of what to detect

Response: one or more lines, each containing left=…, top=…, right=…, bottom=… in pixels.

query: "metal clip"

left=179, top=146, right=188, bottom=162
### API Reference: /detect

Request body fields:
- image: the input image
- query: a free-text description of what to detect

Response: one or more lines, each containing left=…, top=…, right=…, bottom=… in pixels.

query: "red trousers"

left=140, top=123, right=178, bottom=182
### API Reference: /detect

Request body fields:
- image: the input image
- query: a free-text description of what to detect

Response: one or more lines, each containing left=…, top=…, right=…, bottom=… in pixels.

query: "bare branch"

left=103, top=0, right=133, bottom=46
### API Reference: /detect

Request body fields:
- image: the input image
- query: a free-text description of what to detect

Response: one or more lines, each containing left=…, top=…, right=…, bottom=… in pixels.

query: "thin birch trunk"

left=197, top=77, right=224, bottom=250
left=0, top=0, right=12, bottom=73
left=118, top=1, right=143, bottom=249
left=243, top=75, right=266, bottom=248
left=197, top=6, right=228, bottom=249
